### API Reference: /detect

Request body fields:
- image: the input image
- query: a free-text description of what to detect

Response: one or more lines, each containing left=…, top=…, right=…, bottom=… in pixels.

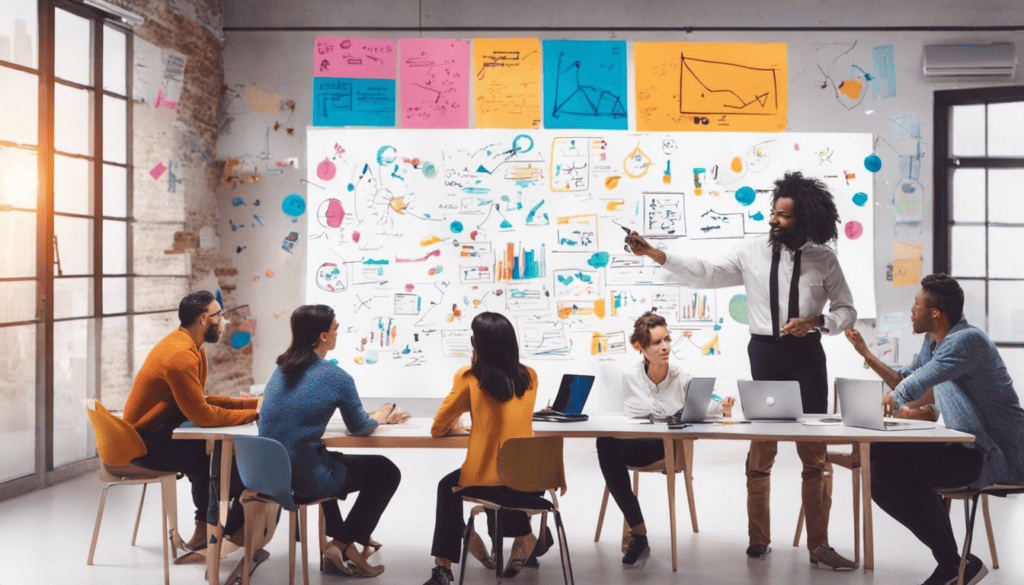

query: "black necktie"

left=770, top=248, right=803, bottom=338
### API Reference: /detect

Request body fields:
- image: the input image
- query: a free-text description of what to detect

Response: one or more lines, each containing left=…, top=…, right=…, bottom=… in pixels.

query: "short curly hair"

left=771, top=171, right=840, bottom=246
left=921, top=273, right=964, bottom=324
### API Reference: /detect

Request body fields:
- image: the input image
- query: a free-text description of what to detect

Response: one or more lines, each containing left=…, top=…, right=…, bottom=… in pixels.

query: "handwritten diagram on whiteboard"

left=306, top=129, right=873, bottom=397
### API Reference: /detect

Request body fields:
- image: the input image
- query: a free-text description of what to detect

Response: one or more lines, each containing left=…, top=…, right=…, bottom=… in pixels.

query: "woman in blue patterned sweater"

left=260, top=304, right=408, bottom=577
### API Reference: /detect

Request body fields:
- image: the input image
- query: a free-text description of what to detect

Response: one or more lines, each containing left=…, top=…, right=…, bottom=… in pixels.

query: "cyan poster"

left=542, top=40, right=628, bottom=130
left=313, top=77, right=396, bottom=127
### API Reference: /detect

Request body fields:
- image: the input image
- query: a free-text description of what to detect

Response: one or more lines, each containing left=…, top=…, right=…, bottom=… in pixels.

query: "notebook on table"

left=532, top=374, right=596, bottom=422
left=837, top=378, right=935, bottom=431
left=737, top=380, right=804, bottom=421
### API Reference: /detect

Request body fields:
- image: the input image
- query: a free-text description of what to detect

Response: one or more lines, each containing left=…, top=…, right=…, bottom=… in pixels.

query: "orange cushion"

left=87, top=400, right=147, bottom=466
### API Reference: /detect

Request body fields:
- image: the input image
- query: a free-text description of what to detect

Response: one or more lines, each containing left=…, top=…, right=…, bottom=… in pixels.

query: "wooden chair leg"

left=131, top=483, right=147, bottom=547
left=299, top=505, right=311, bottom=585
left=160, top=475, right=180, bottom=561
left=793, top=505, right=806, bottom=547
left=160, top=484, right=170, bottom=585
left=318, top=505, right=328, bottom=569
left=594, top=486, right=610, bottom=542
left=288, top=510, right=297, bottom=585
left=241, top=501, right=261, bottom=585
left=88, top=485, right=110, bottom=565
left=981, top=494, right=998, bottom=569
left=682, top=439, right=698, bottom=534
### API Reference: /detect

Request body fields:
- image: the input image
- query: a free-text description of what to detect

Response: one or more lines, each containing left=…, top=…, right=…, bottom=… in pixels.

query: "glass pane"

left=53, top=318, right=95, bottom=468
left=54, top=277, right=94, bottom=319
left=133, top=311, right=177, bottom=375
left=951, top=168, right=985, bottom=223
left=989, top=281, right=1024, bottom=344
left=0, top=280, right=36, bottom=322
left=54, top=84, right=93, bottom=156
left=0, top=0, right=38, bottom=68
left=0, top=324, right=36, bottom=482
left=988, top=101, right=1024, bottom=157
left=102, top=276, right=125, bottom=314
left=54, top=215, right=93, bottom=276
left=102, top=25, right=126, bottom=95
left=959, top=279, right=986, bottom=333
left=0, top=146, right=37, bottom=209
left=950, top=225, right=986, bottom=278
left=103, top=95, right=126, bottom=164
left=0, top=66, right=39, bottom=145
left=133, top=276, right=187, bottom=312
left=53, top=154, right=92, bottom=215
left=54, top=8, right=91, bottom=86
left=0, top=210, right=36, bottom=278
left=996, top=347, right=1024, bottom=396
left=989, top=227, right=1024, bottom=279
left=951, top=104, right=986, bottom=157
left=988, top=169, right=1024, bottom=224
left=103, top=163, right=126, bottom=217
left=103, top=219, right=126, bottom=274
left=100, top=316, right=130, bottom=408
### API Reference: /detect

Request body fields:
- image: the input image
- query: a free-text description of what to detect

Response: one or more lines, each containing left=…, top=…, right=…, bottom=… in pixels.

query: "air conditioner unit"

left=923, top=43, right=1017, bottom=79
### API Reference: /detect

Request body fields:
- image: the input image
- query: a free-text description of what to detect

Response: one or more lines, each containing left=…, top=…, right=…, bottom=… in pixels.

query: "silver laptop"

left=837, top=378, right=935, bottom=431
left=737, top=380, right=804, bottom=421
left=675, top=377, right=717, bottom=423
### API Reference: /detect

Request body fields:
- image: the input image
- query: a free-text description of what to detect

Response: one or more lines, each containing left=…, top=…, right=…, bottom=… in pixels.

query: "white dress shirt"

left=622, top=361, right=724, bottom=418
left=661, top=235, right=856, bottom=337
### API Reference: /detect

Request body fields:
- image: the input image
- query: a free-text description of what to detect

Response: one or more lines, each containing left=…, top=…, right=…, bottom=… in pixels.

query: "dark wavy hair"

left=921, top=273, right=964, bottom=325
left=470, top=312, right=532, bottom=403
left=629, top=311, right=668, bottom=355
left=771, top=171, right=840, bottom=246
left=276, top=304, right=336, bottom=386
left=179, top=291, right=215, bottom=327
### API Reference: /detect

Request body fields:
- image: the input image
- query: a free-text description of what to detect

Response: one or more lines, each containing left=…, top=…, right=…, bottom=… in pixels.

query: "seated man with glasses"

left=119, top=290, right=260, bottom=552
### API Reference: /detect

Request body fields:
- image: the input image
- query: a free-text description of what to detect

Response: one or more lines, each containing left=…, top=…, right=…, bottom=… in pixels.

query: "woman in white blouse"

left=596, top=311, right=733, bottom=567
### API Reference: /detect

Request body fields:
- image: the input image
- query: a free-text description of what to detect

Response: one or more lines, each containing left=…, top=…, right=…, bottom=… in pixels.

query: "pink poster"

left=314, top=37, right=397, bottom=79
left=399, top=38, right=470, bottom=129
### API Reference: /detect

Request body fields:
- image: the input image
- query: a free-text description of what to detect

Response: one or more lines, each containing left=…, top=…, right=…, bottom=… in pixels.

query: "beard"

left=768, top=225, right=802, bottom=248
left=204, top=323, right=221, bottom=344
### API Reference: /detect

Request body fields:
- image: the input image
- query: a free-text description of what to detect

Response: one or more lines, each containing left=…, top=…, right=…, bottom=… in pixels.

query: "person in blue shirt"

left=845, top=274, right=1024, bottom=585
left=259, top=304, right=408, bottom=577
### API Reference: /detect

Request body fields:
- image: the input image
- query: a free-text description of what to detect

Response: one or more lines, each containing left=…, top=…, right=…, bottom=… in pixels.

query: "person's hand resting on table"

left=369, top=403, right=412, bottom=425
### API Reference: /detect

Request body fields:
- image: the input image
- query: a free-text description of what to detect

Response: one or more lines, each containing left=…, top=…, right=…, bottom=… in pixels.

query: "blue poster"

left=542, top=40, right=628, bottom=130
left=312, top=77, right=396, bottom=127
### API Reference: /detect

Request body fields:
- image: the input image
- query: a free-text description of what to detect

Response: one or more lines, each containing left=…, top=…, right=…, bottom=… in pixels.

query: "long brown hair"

left=276, top=304, right=335, bottom=386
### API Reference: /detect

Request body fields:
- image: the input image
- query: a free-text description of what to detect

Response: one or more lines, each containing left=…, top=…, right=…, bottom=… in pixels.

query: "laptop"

left=837, top=378, right=935, bottom=431
left=532, top=374, right=596, bottom=422
left=668, top=377, right=718, bottom=424
left=737, top=380, right=804, bottom=421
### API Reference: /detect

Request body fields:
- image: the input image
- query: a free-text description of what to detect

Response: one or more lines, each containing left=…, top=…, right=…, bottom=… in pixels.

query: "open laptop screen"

left=551, top=374, right=596, bottom=415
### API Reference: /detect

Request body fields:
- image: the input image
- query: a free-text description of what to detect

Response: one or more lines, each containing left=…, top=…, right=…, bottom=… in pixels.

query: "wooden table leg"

left=663, top=437, right=678, bottom=572
left=859, top=442, right=873, bottom=571
left=206, top=439, right=234, bottom=585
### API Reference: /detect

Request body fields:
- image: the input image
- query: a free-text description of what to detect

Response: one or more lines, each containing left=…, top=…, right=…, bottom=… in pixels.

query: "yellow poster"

left=473, top=38, right=542, bottom=129
left=635, top=42, right=788, bottom=132
left=893, top=241, right=923, bottom=287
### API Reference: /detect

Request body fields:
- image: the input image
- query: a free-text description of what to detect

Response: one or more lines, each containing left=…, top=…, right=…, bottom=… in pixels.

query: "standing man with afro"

left=625, top=171, right=858, bottom=570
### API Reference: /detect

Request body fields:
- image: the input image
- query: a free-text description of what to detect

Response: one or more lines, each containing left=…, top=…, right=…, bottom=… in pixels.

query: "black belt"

left=750, top=331, right=821, bottom=344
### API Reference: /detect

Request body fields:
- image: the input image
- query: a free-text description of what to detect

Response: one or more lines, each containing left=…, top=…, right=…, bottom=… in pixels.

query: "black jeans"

left=318, top=453, right=401, bottom=546
left=430, top=468, right=534, bottom=563
left=135, top=415, right=247, bottom=533
left=595, top=437, right=665, bottom=528
left=871, top=442, right=984, bottom=567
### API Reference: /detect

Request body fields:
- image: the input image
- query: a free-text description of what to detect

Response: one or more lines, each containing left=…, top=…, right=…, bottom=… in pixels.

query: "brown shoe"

left=183, top=521, right=207, bottom=552
left=809, top=544, right=857, bottom=571
left=324, top=543, right=384, bottom=577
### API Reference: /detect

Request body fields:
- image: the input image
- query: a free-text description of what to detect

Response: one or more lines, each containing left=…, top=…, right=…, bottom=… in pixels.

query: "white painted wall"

left=217, top=0, right=1024, bottom=393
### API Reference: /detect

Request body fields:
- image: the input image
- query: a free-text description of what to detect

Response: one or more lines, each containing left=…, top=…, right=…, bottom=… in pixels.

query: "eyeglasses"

left=206, top=310, right=222, bottom=320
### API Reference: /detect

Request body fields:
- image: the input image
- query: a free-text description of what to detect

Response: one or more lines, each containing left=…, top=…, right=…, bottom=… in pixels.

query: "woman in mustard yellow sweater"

left=423, top=312, right=548, bottom=585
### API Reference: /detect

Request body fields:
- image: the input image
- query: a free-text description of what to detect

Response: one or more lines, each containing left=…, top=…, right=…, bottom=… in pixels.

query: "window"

left=934, top=86, right=1024, bottom=387
left=0, top=0, right=143, bottom=498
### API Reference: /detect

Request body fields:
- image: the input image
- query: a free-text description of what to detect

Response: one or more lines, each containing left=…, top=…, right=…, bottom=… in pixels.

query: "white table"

left=175, top=415, right=973, bottom=582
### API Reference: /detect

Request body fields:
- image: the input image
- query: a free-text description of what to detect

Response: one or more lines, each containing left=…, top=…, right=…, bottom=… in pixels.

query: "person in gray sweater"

left=260, top=304, right=408, bottom=577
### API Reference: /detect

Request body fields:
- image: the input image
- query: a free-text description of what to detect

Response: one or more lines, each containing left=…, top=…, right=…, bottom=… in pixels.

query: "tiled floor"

left=1, top=438, right=1021, bottom=585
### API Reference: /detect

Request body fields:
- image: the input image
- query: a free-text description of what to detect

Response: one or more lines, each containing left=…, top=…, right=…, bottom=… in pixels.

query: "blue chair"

left=234, top=436, right=334, bottom=585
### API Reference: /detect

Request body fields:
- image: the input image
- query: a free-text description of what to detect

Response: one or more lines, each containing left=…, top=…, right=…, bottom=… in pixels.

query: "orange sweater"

left=123, top=329, right=258, bottom=433
left=431, top=365, right=537, bottom=487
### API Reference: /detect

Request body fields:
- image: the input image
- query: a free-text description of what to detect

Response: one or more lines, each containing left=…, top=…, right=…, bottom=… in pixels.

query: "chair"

left=457, top=436, right=574, bottom=585
left=593, top=438, right=698, bottom=571
left=233, top=435, right=334, bottom=585
left=85, top=399, right=182, bottom=585
left=937, top=481, right=1024, bottom=580
left=792, top=381, right=862, bottom=563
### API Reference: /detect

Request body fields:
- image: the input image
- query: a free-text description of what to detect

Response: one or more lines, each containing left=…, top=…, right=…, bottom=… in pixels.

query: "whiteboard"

left=305, top=129, right=875, bottom=401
